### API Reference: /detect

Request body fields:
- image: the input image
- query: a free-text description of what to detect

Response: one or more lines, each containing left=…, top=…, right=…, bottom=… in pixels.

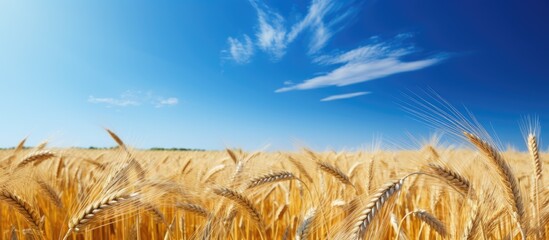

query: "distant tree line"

left=0, top=146, right=205, bottom=151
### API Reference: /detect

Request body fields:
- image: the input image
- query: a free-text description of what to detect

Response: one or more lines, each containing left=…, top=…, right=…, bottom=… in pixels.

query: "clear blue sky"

left=1, top=0, right=548, bottom=150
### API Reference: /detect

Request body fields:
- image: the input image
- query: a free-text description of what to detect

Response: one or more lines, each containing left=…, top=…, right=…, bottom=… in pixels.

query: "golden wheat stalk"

left=528, top=134, right=543, bottom=181
left=213, top=187, right=264, bottom=228
left=464, top=132, right=526, bottom=236
left=68, top=192, right=139, bottom=232
left=105, top=129, right=127, bottom=152
left=0, top=190, right=42, bottom=230
left=295, top=207, right=316, bottom=240
left=16, top=151, right=55, bottom=168
left=202, top=164, right=226, bottom=183
left=143, top=203, right=166, bottom=224
left=427, top=163, right=473, bottom=197
left=177, top=203, right=211, bottom=218
left=462, top=202, right=480, bottom=240
left=4, top=137, right=27, bottom=166
left=413, top=209, right=447, bottom=237
left=528, top=133, right=545, bottom=240
left=36, top=179, right=63, bottom=208
left=349, top=178, right=404, bottom=239
left=424, top=145, right=440, bottom=161
left=84, top=159, right=106, bottom=171
left=347, top=162, right=363, bottom=180
left=390, top=213, right=409, bottom=240
left=246, top=171, right=296, bottom=189
left=317, top=161, right=353, bottom=186
left=288, top=156, right=313, bottom=183
left=226, top=149, right=239, bottom=164
left=367, top=157, right=375, bottom=193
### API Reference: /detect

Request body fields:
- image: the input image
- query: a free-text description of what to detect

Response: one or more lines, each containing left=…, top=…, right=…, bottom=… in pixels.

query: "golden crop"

left=0, top=131, right=547, bottom=239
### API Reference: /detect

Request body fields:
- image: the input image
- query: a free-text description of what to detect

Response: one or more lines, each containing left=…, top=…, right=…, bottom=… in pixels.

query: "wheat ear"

left=0, top=190, right=42, bottom=230
left=295, top=207, right=316, bottom=240
left=201, top=164, right=226, bottom=183
left=36, top=179, right=63, bottom=208
left=317, top=161, right=354, bottom=186
left=413, top=209, right=448, bottom=237
left=105, top=129, right=127, bottom=152
left=528, top=133, right=544, bottom=239
left=68, top=192, right=139, bottom=232
left=350, top=177, right=404, bottom=239
left=143, top=203, right=166, bottom=224
left=462, top=202, right=480, bottom=240
left=247, top=171, right=296, bottom=189
left=288, top=156, right=313, bottom=183
left=226, top=149, right=239, bottom=164
left=176, top=203, right=211, bottom=218
left=464, top=132, right=526, bottom=236
left=367, top=157, right=375, bottom=193
left=213, top=187, right=263, bottom=227
left=4, top=137, right=26, bottom=166
left=528, top=134, right=543, bottom=181
left=424, top=145, right=440, bottom=160
left=16, top=151, right=55, bottom=168
left=427, top=163, right=473, bottom=197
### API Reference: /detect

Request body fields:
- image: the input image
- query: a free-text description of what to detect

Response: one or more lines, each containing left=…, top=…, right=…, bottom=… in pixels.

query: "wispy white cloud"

left=224, top=0, right=354, bottom=62
left=88, top=96, right=140, bottom=107
left=276, top=36, right=447, bottom=92
left=288, top=0, right=355, bottom=54
left=88, top=90, right=179, bottom=108
left=156, top=97, right=179, bottom=108
left=226, top=35, right=254, bottom=64
left=321, top=91, right=369, bottom=101
left=249, top=0, right=287, bottom=60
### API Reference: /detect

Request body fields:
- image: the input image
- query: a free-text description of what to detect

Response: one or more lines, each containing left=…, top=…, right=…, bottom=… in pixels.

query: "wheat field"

left=0, top=129, right=547, bottom=240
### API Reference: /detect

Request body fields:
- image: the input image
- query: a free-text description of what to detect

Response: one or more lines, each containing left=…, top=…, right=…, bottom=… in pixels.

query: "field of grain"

left=0, top=130, right=547, bottom=240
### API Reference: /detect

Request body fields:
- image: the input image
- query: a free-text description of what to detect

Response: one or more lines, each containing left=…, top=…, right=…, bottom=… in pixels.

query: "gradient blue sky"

left=1, top=0, right=548, bottom=150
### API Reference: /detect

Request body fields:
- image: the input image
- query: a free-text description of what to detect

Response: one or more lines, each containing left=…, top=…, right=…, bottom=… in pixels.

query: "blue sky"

left=1, top=0, right=548, bottom=150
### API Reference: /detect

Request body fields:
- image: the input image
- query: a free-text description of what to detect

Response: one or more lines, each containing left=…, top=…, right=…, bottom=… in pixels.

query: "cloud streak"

left=156, top=97, right=179, bottom=108
left=227, top=35, right=254, bottom=64
left=288, top=0, right=355, bottom=54
left=320, top=91, right=369, bottom=101
left=224, top=0, right=355, bottom=63
left=88, top=96, right=139, bottom=107
left=276, top=36, right=446, bottom=92
left=88, top=90, right=179, bottom=108
left=250, top=0, right=287, bottom=60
